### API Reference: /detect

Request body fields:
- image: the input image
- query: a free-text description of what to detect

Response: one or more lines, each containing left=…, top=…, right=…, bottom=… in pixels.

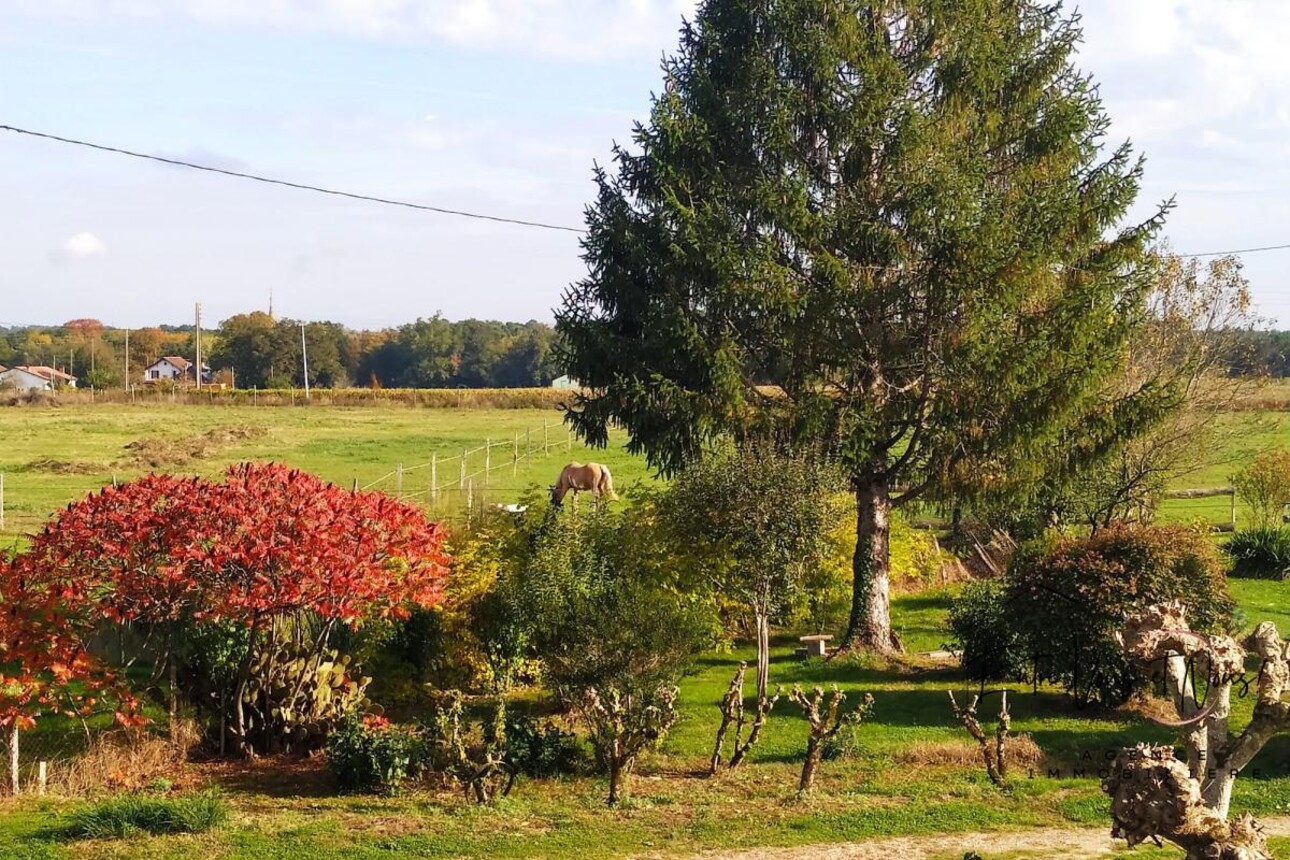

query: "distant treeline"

left=2, top=316, right=1287, bottom=389
left=0, top=314, right=561, bottom=389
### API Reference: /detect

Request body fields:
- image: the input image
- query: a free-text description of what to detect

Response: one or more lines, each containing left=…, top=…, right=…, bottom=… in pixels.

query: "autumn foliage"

left=1, top=463, right=450, bottom=745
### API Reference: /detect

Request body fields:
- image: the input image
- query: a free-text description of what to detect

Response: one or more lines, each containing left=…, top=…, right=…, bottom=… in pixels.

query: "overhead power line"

left=0, top=124, right=584, bottom=234
left=0, top=123, right=1286, bottom=258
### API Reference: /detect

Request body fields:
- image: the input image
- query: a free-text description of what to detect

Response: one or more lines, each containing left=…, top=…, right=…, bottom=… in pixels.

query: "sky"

left=1, top=0, right=1288, bottom=330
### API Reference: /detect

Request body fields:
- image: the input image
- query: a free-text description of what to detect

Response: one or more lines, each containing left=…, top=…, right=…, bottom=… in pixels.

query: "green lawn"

left=7, top=585, right=1290, bottom=859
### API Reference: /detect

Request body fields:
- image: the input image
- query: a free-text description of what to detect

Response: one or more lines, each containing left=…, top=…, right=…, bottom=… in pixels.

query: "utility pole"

left=300, top=322, right=310, bottom=401
left=194, top=302, right=203, bottom=390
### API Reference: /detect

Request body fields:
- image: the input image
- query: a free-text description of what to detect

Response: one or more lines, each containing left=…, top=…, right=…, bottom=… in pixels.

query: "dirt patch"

left=20, top=457, right=105, bottom=475
left=121, top=425, right=266, bottom=469
left=685, top=817, right=1290, bottom=860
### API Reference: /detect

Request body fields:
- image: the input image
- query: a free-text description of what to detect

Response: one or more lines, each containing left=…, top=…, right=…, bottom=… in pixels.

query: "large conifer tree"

left=557, top=0, right=1172, bottom=653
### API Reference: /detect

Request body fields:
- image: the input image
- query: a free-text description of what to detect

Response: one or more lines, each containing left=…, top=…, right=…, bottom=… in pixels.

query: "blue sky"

left=1, top=0, right=1288, bottom=328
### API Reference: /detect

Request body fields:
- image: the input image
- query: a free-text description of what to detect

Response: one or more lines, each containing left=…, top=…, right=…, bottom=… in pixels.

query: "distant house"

left=551, top=375, right=581, bottom=390
left=0, top=365, right=77, bottom=391
left=142, top=356, right=211, bottom=385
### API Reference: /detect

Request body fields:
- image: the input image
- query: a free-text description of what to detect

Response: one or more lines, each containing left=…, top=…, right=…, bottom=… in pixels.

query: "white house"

left=142, top=356, right=210, bottom=385
left=0, top=365, right=76, bottom=391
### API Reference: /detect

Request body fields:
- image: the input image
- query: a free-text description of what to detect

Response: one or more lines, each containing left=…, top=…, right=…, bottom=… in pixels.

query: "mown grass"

left=7, top=586, right=1290, bottom=858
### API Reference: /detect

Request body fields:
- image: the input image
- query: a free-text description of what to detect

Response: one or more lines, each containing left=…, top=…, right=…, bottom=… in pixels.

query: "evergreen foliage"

left=557, top=0, right=1171, bottom=652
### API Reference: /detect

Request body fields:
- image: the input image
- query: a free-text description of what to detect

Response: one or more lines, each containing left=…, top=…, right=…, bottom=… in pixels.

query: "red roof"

left=18, top=365, right=76, bottom=382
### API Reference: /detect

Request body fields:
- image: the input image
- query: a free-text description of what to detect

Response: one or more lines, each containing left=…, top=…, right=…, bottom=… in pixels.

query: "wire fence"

left=0, top=418, right=579, bottom=537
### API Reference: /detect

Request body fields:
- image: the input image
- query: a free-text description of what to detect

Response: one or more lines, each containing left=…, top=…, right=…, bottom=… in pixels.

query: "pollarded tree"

left=557, top=0, right=1170, bottom=653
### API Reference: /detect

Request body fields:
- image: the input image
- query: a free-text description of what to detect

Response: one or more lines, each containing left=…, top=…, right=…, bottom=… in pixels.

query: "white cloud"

left=8, top=0, right=699, bottom=60
left=61, top=231, right=107, bottom=258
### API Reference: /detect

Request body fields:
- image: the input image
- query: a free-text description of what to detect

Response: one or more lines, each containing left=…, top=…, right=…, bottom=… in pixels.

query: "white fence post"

left=459, top=451, right=466, bottom=490
left=8, top=724, right=18, bottom=796
left=484, top=440, right=491, bottom=487
left=513, top=434, right=519, bottom=476
left=431, top=454, right=438, bottom=504
left=396, top=464, right=403, bottom=499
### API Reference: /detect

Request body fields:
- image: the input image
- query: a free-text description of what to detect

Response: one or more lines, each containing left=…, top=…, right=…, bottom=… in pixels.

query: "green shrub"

left=326, top=715, right=428, bottom=794
left=946, top=581, right=1029, bottom=684
left=1232, top=450, right=1290, bottom=527
left=67, top=791, right=229, bottom=839
left=1005, top=525, right=1234, bottom=706
left=1226, top=526, right=1290, bottom=579
left=504, top=712, right=583, bottom=778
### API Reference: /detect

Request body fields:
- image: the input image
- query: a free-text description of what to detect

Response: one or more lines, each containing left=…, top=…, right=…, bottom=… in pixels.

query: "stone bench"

left=798, top=634, right=833, bottom=658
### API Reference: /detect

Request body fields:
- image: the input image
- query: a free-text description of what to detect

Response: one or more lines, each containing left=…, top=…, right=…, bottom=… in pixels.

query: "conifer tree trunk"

left=840, top=476, right=901, bottom=655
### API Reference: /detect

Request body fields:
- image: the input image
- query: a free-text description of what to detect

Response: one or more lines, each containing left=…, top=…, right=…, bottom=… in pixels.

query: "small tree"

left=1231, top=450, right=1290, bottom=528
left=789, top=685, right=873, bottom=797
left=947, top=690, right=1012, bottom=787
left=663, top=443, right=840, bottom=700
left=710, top=662, right=780, bottom=774
left=581, top=684, right=679, bottom=806
left=1104, top=602, right=1290, bottom=859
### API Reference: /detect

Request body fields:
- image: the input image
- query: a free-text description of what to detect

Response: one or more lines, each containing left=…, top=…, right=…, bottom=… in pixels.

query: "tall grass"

left=54, top=387, right=573, bottom=410
left=66, top=791, right=229, bottom=839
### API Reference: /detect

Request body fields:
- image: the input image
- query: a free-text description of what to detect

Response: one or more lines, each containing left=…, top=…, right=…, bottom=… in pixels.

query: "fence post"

left=431, top=454, right=438, bottom=503
left=37, top=761, right=46, bottom=796
left=459, top=451, right=466, bottom=489
left=396, top=464, right=404, bottom=499
left=513, top=434, right=519, bottom=477
left=568, top=429, right=572, bottom=451
left=526, top=428, right=531, bottom=459
left=543, top=419, right=549, bottom=453
left=1231, top=489, right=1238, bottom=529
left=352, top=478, right=358, bottom=492
left=252, top=386, right=257, bottom=407
left=467, top=480, right=474, bottom=521
left=485, top=439, right=491, bottom=488
left=8, top=724, right=17, bottom=796
left=0, top=472, right=5, bottom=532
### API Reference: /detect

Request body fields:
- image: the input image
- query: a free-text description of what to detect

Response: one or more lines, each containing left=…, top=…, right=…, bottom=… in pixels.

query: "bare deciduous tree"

left=580, top=685, right=679, bottom=806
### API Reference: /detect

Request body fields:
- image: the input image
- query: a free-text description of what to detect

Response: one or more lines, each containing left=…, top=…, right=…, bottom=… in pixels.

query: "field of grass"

left=0, top=403, right=653, bottom=542
left=0, top=400, right=1288, bottom=858
left=1, top=401, right=1286, bottom=544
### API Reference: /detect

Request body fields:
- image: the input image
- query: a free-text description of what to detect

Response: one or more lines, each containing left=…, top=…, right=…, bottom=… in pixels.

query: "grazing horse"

left=551, top=462, right=618, bottom=507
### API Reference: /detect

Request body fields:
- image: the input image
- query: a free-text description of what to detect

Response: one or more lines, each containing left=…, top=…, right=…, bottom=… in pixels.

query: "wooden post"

left=36, top=761, right=46, bottom=796
left=526, top=428, right=531, bottom=459
left=8, top=724, right=18, bottom=796
left=459, top=452, right=467, bottom=489
left=396, top=463, right=404, bottom=499
left=484, top=440, right=491, bottom=487
left=467, top=480, right=474, bottom=518
left=513, top=434, right=519, bottom=476
left=1231, top=489, right=1238, bottom=529
left=352, top=478, right=358, bottom=492
left=543, top=419, right=549, bottom=453
left=431, top=454, right=438, bottom=503
left=0, top=472, right=5, bottom=532
left=568, top=429, right=573, bottom=451
left=252, top=386, right=257, bottom=406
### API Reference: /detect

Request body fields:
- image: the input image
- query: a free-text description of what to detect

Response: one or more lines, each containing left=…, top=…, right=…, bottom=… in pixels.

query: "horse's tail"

left=600, top=465, right=618, bottom=500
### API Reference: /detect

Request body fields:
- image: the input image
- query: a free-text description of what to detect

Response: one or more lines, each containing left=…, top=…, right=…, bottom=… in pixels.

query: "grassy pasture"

left=0, top=401, right=1286, bottom=543
left=0, top=404, right=653, bottom=542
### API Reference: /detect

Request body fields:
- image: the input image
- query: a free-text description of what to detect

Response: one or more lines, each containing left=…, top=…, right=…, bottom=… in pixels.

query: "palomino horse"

left=551, top=462, right=618, bottom=507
